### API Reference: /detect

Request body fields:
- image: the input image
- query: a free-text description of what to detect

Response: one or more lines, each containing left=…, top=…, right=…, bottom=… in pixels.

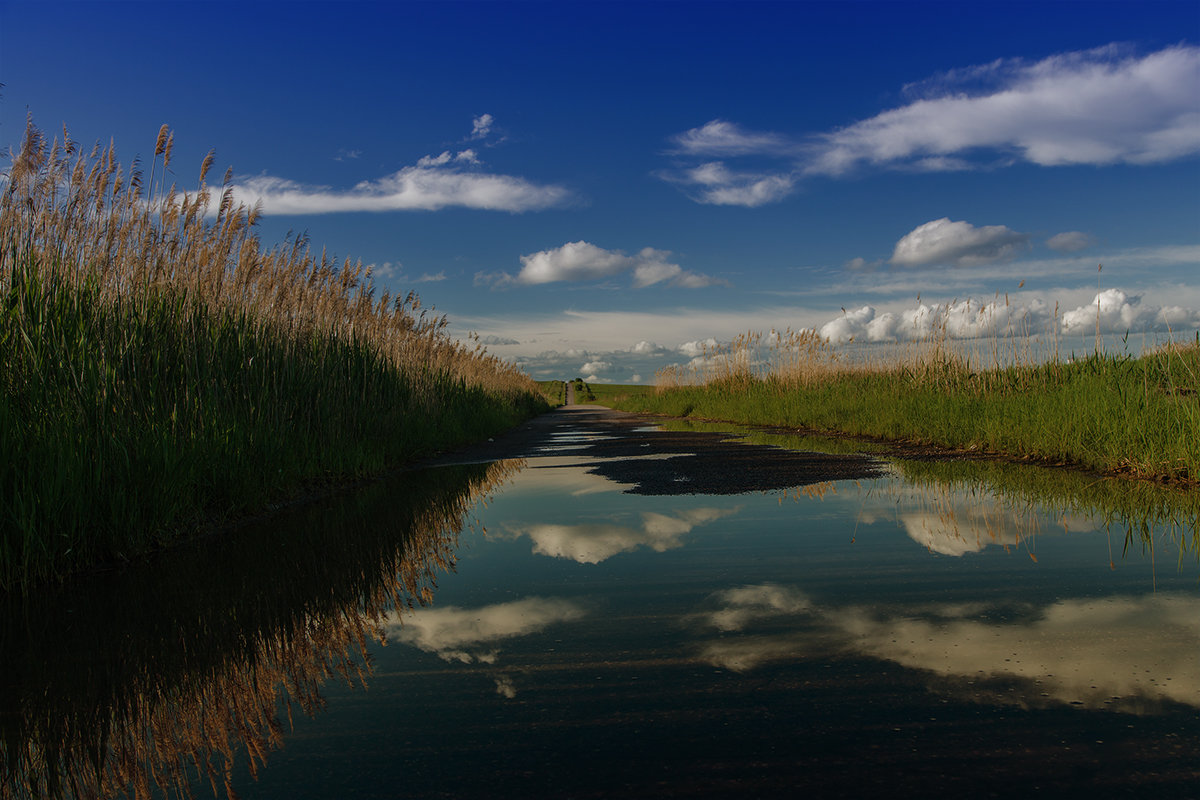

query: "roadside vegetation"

left=536, top=380, right=567, bottom=406
left=603, top=328, right=1200, bottom=484
left=0, top=120, right=548, bottom=589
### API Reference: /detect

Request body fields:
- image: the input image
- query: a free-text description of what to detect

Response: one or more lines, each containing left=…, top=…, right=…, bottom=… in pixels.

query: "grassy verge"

left=536, top=380, right=567, bottom=406
left=585, top=382, right=653, bottom=406
left=602, top=344, right=1199, bottom=483
left=1, top=120, right=548, bottom=589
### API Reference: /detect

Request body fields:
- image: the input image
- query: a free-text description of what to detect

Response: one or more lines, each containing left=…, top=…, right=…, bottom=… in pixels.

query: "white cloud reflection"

left=504, top=507, right=740, bottom=564
left=384, top=596, right=586, bottom=663
left=694, top=584, right=1200, bottom=711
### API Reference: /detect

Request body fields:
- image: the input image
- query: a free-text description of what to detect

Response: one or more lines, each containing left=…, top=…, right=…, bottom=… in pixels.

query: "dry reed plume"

left=1, top=118, right=535, bottom=403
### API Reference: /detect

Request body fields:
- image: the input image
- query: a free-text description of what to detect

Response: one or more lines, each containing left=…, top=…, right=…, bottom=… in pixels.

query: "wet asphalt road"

left=426, top=404, right=884, bottom=495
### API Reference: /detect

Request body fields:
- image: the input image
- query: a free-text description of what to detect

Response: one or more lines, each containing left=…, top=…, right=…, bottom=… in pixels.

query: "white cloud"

left=677, top=338, right=718, bottom=358
left=891, top=218, right=1030, bottom=268
left=504, top=241, right=722, bottom=288
left=807, top=44, right=1200, bottom=176
left=470, top=113, right=495, bottom=140
left=1060, top=288, right=1200, bottom=334
left=414, top=271, right=446, bottom=283
left=384, top=597, right=586, bottom=663
left=818, top=289, right=1200, bottom=344
left=222, top=115, right=568, bottom=214
left=1046, top=231, right=1094, bottom=252
left=229, top=164, right=570, bottom=214
left=580, top=360, right=612, bottom=373
left=671, top=119, right=794, bottom=157
left=662, top=45, right=1200, bottom=206
left=661, top=161, right=796, bottom=207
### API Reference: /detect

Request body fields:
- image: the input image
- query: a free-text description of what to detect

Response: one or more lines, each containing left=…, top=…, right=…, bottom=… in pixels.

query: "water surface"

left=3, top=409, right=1197, bottom=798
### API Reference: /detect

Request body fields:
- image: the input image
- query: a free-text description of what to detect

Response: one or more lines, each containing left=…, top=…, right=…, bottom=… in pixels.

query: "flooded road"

left=3, top=406, right=1198, bottom=798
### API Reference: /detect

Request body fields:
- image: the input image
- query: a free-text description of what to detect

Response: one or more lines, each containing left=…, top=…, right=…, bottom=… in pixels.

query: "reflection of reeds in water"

left=0, top=459, right=523, bottom=800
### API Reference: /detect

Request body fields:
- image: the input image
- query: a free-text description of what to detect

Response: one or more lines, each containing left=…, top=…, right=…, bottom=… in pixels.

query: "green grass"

left=585, top=382, right=654, bottom=406
left=601, top=348, right=1200, bottom=483
left=536, top=380, right=567, bottom=406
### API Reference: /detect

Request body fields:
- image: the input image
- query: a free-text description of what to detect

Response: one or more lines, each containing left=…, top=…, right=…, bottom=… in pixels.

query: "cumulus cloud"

left=496, top=241, right=722, bottom=289
left=1046, top=231, right=1095, bottom=252
left=818, top=289, right=1200, bottom=344
left=662, top=45, right=1200, bottom=206
left=1060, top=288, right=1200, bottom=334
left=384, top=597, right=586, bottom=663
left=580, top=360, right=612, bottom=374
left=891, top=218, right=1030, bottom=268
left=677, top=338, right=718, bottom=358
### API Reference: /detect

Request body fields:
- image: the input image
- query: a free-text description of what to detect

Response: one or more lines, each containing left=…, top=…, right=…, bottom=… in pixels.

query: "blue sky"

left=3, top=0, right=1198, bottom=382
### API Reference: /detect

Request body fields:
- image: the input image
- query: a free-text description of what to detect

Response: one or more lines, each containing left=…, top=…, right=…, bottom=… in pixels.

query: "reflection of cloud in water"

left=860, top=485, right=1100, bottom=556
left=696, top=584, right=1200, bottom=711
left=494, top=675, right=518, bottom=699
left=384, top=597, right=586, bottom=663
left=507, top=507, right=740, bottom=563
left=703, top=583, right=811, bottom=632
left=900, top=506, right=1028, bottom=555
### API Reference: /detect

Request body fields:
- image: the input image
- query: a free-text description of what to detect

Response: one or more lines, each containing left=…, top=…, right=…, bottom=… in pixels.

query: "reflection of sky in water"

left=383, top=455, right=1197, bottom=714
left=230, top=450, right=1198, bottom=797
left=695, top=583, right=1199, bottom=711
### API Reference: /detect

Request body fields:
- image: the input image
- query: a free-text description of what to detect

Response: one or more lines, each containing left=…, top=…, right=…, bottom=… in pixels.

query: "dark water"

left=2, top=417, right=1197, bottom=799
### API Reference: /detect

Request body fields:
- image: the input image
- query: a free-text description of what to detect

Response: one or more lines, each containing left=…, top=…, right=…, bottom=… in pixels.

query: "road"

left=424, top=404, right=883, bottom=495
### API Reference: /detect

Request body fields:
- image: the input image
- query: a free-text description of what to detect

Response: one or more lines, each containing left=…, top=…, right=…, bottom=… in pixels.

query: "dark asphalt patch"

left=427, top=405, right=884, bottom=495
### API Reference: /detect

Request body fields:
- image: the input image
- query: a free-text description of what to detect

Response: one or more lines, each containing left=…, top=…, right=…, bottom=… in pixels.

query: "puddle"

left=2, top=416, right=1197, bottom=799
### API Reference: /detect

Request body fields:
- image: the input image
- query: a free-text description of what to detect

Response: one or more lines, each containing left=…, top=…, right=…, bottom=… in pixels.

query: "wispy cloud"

left=810, top=44, right=1200, bottom=176
left=225, top=116, right=570, bottom=215
left=1046, top=231, right=1095, bottom=252
left=479, top=241, right=726, bottom=289
left=662, top=44, right=1200, bottom=205
left=670, top=119, right=794, bottom=157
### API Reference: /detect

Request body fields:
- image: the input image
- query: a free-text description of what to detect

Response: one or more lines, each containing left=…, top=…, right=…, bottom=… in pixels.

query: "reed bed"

left=0, top=119, right=547, bottom=589
left=615, top=321, right=1199, bottom=483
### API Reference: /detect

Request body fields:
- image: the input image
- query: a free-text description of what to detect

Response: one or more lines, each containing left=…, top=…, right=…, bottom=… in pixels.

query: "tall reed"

left=0, top=119, right=547, bottom=589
